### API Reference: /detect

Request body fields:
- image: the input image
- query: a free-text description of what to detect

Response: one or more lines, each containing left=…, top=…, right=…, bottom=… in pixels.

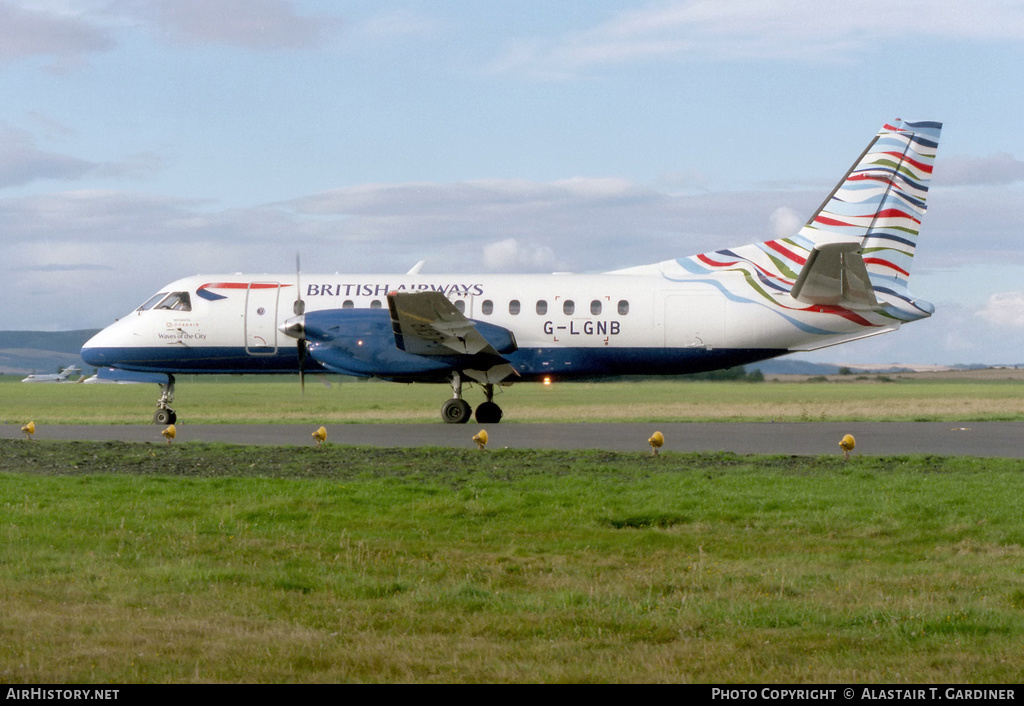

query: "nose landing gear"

left=153, top=375, right=176, bottom=424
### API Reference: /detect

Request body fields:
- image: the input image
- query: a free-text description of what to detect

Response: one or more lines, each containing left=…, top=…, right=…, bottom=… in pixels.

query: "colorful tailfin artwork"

left=675, top=119, right=941, bottom=324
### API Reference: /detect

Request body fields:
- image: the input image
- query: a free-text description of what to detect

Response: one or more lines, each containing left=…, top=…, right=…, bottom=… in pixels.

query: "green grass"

left=4, top=376, right=1024, bottom=424
left=3, top=439, right=1024, bottom=682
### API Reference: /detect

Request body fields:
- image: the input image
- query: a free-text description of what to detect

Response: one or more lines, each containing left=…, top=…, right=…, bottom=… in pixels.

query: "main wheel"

left=153, top=408, right=176, bottom=424
left=475, top=401, right=503, bottom=424
left=441, top=398, right=472, bottom=424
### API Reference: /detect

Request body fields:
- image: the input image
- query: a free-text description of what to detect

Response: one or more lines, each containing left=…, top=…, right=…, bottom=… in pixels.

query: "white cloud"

left=551, top=177, right=639, bottom=199
left=113, top=0, right=339, bottom=50
left=0, top=122, right=172, bottom=189
left=769, top=206, right=805, bottom=238
left=0, top=122, right=96, bottom=188
left=657, top=169, right=710, bottom=192
left=482, top=238, right=557, bottom=272
left=287, top=178, right=660, bottom=226
left=979, top=291, right=1024, bottom=328
left=921, top=185, right=1024, bottom=266
left=346, top=9, right=440, bottom=43
left=0, top=1, right=114, bottom=66
left=936, top=153, right=1024, bottom=187
left=488, top=0, right=1024, bottom=78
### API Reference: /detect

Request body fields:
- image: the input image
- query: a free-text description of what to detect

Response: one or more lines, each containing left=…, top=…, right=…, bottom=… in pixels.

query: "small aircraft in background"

left=21, top=365, right=83, bottom=383
left=82, top=119, right=942, bottom=424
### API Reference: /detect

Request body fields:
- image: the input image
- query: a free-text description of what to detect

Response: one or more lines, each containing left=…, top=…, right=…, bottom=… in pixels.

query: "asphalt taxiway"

left=2, top=422, right=1022, bottom=458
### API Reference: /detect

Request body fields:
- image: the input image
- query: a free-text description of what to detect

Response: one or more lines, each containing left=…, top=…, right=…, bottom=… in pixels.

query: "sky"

left=3, top=0, right=1024, bottom=366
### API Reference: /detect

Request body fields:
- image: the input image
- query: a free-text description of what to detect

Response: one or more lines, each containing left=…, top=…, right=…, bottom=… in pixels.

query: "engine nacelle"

left=300, top=308, right=515, bottom=379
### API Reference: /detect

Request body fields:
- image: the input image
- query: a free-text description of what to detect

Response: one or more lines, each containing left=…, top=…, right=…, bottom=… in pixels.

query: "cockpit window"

left=154, top=292, right=192, bottom=311
left=138, top=293, right=168, bottom=311
left=139, top=291, right=192, bottom=312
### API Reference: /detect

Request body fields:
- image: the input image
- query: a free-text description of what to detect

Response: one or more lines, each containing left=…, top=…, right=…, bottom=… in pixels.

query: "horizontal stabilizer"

left=789, top=238, right=878, bottom=308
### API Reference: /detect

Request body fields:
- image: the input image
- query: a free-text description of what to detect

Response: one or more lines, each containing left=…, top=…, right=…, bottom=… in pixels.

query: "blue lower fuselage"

left=80, top=343, right=783, bottom=382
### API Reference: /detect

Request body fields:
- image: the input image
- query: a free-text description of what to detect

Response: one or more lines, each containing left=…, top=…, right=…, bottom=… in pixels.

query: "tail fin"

left=797, top=119, right=942, bottom=310
left=666, top=119, right=941, bottom=319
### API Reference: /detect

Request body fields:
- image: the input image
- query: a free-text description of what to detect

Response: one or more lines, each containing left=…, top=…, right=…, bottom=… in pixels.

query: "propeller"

left=294, top=253, right=306, bottom=316
left=294, top=254, right=307, bottom=395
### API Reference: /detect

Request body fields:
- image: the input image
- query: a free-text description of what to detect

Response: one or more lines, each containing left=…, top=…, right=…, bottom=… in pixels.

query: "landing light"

left=543, top=376, right=552, bottom=386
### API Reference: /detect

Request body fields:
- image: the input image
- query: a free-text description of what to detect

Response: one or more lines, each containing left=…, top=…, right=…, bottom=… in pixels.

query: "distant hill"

left=745, top=359, right=843, bottom=376
left=746, top=360, right=1005, bottom=376
left=0, top=330, right=99, bottom=375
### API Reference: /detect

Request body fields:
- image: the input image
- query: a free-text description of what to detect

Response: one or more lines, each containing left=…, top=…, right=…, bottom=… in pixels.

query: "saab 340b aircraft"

left=81, top=119, right=942, bottom=424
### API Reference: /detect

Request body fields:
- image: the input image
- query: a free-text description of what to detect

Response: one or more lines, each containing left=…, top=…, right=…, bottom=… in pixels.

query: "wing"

left=387, top=291, right=519, bottom=384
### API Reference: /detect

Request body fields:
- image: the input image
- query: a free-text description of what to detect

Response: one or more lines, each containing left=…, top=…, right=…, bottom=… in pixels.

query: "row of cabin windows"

left=140, top=292, right=632, bottom=317
left=487, top=299, right=630, bottom=316
left=338, top=298, right=631, bottom=316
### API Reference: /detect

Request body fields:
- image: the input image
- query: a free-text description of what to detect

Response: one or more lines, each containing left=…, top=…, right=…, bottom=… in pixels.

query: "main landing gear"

left=441, top=371, right=503, bottom=424
left=153, top=375, right=176, bottom=424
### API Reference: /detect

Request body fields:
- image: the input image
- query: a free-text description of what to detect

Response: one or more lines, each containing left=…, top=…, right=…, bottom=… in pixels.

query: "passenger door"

left=244, top=282, right=280, bottom=354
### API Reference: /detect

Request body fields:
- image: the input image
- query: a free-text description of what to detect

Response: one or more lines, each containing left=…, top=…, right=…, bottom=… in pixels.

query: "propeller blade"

left=294, top=253, right=305, bottom=315
left=298, top=338, right=307, bottom=396
left=294, top=253, right=307, bottom=396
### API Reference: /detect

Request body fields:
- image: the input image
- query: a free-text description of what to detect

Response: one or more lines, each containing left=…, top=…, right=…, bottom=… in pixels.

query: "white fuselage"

left=81, top=266, right=900, bottom=381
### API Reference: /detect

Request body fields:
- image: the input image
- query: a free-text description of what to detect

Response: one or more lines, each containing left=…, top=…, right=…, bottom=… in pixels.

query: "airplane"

left=81, top=119, right=942, bottom=425
left=21, top=365, right=82, bottom=383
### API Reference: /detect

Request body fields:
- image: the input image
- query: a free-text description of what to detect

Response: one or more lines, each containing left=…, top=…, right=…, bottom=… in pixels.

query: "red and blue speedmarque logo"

left=196, top=282, right=291, bottom=301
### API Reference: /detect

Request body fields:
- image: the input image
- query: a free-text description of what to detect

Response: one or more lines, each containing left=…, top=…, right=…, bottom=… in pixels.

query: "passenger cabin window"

left=536, top=300, right=547, bottom=315
left=509, top=300, right=521, bottom=315
left=481, top=300, right=493, bottom=315
left=454, top=300, right=466, bottom=314
left=342, top=300, right=354, bottom=309
left=591, top=300, right=602, bottom=315
left=563, top=300, right=574, bottom=315
left=370, top=300, right=382, bottom=309
left=618, top=300, right=629, bottom=315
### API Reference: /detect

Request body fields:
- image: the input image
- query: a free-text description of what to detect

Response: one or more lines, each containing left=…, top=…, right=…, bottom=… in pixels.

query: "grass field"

left=2, top=440, right=1024, bottom=683
left=3, top=378, right=1024, bottom=683
left=3, top=375, right=1024, bottom=424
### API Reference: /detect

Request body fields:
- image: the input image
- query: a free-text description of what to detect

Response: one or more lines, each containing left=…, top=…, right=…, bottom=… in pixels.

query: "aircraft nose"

left=80, top=325, right=123, bottom=366
left=81, top=339, right=109, bottom=366
left=80, top=344, right=105, bottom=366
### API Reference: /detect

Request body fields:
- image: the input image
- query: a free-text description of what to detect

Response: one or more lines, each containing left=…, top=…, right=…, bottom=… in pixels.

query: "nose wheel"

left=154, top=408, right=177, bottom=425
left=153, top=376, right=177, bottom=424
